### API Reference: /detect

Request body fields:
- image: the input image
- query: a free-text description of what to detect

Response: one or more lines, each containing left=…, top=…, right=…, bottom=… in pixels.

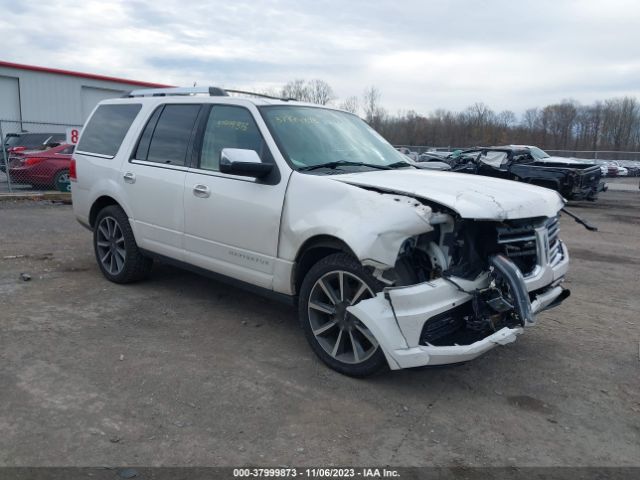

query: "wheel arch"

left=293, top=235, right=357, bottom=296
left=89, top=195, right=130, bottom=229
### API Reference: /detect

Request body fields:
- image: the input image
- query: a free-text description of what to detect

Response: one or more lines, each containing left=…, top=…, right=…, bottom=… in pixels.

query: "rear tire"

left=52, top=169, right=71, bottom=192
left=298, top=253, right=388, bottom=377
left=93, top=205, right=152, bottom=283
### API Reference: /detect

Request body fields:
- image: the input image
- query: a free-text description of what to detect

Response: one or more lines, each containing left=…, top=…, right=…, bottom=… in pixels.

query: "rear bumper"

left=347, top=242, right=570, bottom=370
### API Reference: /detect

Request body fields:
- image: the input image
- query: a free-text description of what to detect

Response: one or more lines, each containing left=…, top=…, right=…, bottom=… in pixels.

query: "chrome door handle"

left=123, top=172, right=136, bottom=184
left=193, top=184, right=211, bottom=198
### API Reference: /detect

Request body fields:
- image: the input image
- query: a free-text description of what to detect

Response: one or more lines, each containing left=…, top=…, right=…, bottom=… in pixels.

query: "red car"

left=8, top=144, right=75, bottom=190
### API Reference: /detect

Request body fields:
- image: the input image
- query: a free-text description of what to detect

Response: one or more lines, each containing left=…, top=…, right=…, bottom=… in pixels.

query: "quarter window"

left=200, top=106, right=269, bottom=171
left=77, top=104, right=142, bottom=157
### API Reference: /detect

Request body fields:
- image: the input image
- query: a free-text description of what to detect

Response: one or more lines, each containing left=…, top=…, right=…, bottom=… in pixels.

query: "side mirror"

left=220, top=148, right=273, bottom=178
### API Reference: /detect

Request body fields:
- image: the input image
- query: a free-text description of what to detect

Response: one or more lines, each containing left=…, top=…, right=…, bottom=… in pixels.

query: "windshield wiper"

left=298, top=160, right=392, bottom=172
left=387, top=161, right=415, bottom=169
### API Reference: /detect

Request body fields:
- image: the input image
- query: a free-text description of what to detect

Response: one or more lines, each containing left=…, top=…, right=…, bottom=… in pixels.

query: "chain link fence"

left=1, top=119, right=82, bottom=194
left=543, top=149, right=640, bottom=161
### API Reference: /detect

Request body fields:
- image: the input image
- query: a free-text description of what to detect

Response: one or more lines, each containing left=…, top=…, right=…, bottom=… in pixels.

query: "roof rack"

left=125, top=86, right=295, bottom=101
left=125, top=86, right=228, bottom=97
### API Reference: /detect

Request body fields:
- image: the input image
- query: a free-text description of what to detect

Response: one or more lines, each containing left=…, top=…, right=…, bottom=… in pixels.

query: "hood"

left=329, top=169, right=564, bottom=220
left=542, top=156, right=594, bottom=165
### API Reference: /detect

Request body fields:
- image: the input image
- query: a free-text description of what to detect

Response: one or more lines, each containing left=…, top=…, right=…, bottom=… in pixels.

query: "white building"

left=0, top=60, right=168, bottom=133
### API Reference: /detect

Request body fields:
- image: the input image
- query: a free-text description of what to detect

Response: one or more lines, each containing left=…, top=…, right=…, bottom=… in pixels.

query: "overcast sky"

left=1, top=0, right=639, bottom=116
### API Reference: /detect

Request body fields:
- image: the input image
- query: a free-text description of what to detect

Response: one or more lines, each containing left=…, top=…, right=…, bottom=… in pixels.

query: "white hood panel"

left=330, top=170, right=564, bottom=220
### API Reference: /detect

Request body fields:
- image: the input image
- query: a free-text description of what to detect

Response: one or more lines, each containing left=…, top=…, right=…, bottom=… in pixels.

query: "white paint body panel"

left=183, top=169, right=290, bottom=289
left=278, top=172, right=433, bottom=268
left=123, top=162, right=187, bottom=261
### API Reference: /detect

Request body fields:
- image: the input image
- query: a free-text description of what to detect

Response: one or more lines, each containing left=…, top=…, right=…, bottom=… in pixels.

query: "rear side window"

left=135, top=104, right=200, bottom=166
left=77, top=104, right=141, bottom=157
left=5, top=135, right=21, bottom=147
left=23, top=134, right=49, bottom=147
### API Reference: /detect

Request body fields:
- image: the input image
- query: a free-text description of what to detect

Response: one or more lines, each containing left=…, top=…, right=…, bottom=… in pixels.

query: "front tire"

left=94, top=205, right=152, bottom=283
left=298, top=253, right=388, bottom=377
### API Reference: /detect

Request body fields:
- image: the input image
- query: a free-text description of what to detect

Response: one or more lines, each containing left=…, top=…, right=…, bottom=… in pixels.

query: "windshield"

left=459, top=150, right=509, bottom=167
left=529, top=146, right=550, bottom=160
left=260, top=106, right=410, bottom=171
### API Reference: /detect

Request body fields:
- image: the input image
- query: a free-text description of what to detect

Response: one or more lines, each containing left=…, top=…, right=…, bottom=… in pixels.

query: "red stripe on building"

left=0, top=60, right=172, bottom=88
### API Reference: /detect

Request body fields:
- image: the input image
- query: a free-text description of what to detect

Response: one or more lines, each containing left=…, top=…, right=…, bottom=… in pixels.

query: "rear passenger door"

left=123, top=103, right=202, bottom=260
left=183, top=104, right=288, bottom=289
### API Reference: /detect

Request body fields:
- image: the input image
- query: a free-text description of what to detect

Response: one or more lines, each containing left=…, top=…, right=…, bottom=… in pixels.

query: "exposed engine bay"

left=374, top=211, right=570, bottom=348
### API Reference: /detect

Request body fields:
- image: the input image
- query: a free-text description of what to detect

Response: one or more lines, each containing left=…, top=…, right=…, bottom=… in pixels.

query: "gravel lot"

left=0, top=179, right=638, bottom=467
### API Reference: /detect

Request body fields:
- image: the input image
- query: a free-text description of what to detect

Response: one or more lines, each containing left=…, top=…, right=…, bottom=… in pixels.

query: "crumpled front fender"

left=279, top=172, right=434, bottom=268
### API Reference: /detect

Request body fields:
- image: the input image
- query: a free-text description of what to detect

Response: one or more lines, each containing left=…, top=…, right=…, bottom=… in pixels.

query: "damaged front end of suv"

left=260, top=104, right=573, bottom=374
left=354, top=210, right=569, bottom=369
left=283, top=169, right=571, bottom=371
left=350, top=203, right=569, bottom=370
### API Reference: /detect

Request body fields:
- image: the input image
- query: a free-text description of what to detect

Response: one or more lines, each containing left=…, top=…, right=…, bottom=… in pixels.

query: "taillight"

left=69, top=158, right=77, bottom=181
left=24, top=157, right=45, bottom=166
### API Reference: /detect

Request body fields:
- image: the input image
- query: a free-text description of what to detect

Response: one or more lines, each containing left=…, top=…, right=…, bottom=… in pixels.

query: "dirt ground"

left=0, top=179, right=638, bottom=467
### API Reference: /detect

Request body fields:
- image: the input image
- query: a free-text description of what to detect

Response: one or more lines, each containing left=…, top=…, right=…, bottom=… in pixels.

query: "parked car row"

left=400, top=145, right=608, bottom=201
left=595, top=160, right=640, bottom=177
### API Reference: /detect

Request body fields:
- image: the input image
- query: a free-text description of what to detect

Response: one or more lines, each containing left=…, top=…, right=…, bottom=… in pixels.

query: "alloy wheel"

left=307, top=270, right=379, bottom=364
left=96, top=216, right=126, bottom=276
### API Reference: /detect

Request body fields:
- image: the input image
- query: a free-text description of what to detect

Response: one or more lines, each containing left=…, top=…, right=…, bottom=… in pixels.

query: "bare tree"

left=306, top=79, right=335, bottom=105
left=542, top=100, right=578, bottom=149
left=277, top=80, right=640, bottom=154
left=280, top=79, right=334, bottom=105
left=281, top=79, right=308, bottom=101
left=362, top=86, right=385, bottom=128
left=340, top=96, right=360, bottom=114
left=601, top=97, right=639, bottom=154
left=497, top=110, right=517, bottom=129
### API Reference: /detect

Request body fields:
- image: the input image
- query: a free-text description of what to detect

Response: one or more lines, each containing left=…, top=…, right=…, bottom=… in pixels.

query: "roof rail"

left=225, top=89, right=295, bottom=102
left=125, top=86, right=229, bottom=97
left=125, top=86, right=296, bottom=101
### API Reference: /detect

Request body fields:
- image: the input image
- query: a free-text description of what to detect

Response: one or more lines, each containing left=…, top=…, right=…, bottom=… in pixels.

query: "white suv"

left=71, top=86, right=570, bottom=376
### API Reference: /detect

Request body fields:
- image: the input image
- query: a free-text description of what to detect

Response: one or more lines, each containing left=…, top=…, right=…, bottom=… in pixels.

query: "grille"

left=496, top=223, right=539, bottom=276
left=546, top=216, right=564, bottom=267
left=496, top=215, right=563, bottom=275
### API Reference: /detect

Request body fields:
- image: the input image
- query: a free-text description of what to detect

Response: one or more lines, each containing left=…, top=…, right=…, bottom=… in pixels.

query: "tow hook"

left=489, top=254, right=534, bottom=326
